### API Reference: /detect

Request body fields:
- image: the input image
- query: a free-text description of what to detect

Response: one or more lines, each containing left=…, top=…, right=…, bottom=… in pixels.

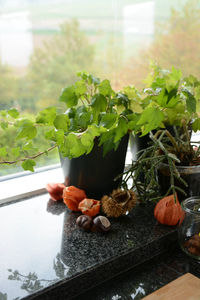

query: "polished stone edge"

left=21, top=230, right=177, bottom=300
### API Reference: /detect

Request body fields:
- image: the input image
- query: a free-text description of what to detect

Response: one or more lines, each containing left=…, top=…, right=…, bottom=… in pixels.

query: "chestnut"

left=92, top=216, right=111, bottom=232
left=76, top=215, right=93, bottom=231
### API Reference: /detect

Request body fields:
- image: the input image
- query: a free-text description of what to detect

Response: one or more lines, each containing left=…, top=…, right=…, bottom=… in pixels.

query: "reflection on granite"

left=7, top=253, right=68, bottom=295
left=79, top=248, right=200, bottom=300
left=0, top=195, right=66, bottom=300
left=0, top=195, right=178, bottom=300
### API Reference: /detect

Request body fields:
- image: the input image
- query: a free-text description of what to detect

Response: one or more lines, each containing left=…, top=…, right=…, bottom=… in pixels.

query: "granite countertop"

left=0, top=193, right=198, bottom=300
left=78, top=247, right=200, bottom=300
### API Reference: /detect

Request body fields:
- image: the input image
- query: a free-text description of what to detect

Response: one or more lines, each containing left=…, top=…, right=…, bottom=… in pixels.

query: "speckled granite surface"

left=78, top=247, right=200, bottom=300
left=0, top=194, right=179, bottom=300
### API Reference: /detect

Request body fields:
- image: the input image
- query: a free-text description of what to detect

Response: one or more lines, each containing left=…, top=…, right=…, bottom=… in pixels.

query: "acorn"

left=76, top=215, right=93, bottom=231
left=92, top=216, right=111, bottom=232
left=101, top=189, right=137, bottom=218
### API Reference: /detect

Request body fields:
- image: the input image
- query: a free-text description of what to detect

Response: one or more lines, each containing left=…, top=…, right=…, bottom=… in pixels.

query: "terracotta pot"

left=60, top=134, right=129, bottom=198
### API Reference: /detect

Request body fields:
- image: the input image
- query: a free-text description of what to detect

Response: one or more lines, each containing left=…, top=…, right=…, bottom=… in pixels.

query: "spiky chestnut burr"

left=101, top=189, right=137, bottom=218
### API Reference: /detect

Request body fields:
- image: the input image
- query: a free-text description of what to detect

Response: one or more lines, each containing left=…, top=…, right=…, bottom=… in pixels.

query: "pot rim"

left=181, top=196, right=200, bottom=215
left=159, top=162, right=200, bottom=174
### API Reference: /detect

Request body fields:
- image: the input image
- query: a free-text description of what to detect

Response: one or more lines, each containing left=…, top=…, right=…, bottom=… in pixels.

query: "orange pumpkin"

left=63, top=186, right=86, bottom=211
left=78, top=198, right=101, bottom=217
left=154, top=193, right=185, bottom=226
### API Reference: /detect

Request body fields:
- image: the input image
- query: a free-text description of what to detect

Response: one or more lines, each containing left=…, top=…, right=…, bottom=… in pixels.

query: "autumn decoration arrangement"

left=45, top=183, right=139, bottom=232
left=45, top=181, right=187, bottom=232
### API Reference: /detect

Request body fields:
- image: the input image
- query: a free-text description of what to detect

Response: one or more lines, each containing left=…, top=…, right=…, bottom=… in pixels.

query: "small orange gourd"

left=63, top=186, right=86, bottom=211
left=46, top=183, right=66, bottom=201
left=78, top=198, right=101, bottom=217
left=154, top=194, right=185, bottom=226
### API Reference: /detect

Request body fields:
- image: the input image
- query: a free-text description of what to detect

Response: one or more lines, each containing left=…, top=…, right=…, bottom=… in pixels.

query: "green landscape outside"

left=0, top=0, right=199, bottom=176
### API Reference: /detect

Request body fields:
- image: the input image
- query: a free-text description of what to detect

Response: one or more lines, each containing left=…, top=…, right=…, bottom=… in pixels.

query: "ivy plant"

left=0, top=72, right=139, bottom=171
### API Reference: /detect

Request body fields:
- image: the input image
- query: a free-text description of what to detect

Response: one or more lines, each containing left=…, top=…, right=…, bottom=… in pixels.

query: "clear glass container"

left=178, top=197, right=200, bottom=260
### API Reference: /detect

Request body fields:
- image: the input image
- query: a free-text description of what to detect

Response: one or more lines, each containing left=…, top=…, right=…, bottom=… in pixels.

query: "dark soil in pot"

left=60, top=134, right=129, bottom=198
left=157, top=163, right=200, bottom=201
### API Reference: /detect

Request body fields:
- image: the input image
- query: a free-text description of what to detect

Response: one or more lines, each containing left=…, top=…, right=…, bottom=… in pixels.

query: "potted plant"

left=121, top=65, right=200, bottom=202
left=0, top=71, right=139, bottom=197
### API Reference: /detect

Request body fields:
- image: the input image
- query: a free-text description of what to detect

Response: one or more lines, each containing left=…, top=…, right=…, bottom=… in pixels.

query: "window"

left=0, top=0, right=199, bottom=180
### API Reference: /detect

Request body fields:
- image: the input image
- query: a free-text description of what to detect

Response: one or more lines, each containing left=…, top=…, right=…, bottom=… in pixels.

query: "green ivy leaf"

left=87, top=124, right=106, bottom=137
left=154, top=89, right=168, bottom=107
left=54, top=130, right=65, bottom=145
left=88, top=74, right=100, bottom=85
left=137, top=107, right=164, bottom=136
left=127, top=114, right=141, bottom=131
left=77, top=72, right=100, bottom=85
left=129, top=101, right=143, bottom=113
left=98, top=79, right=113, bottom=96
left=45, top=129, right=56, bottom=141
left=8, top=108, right=19, bottom=119
left=115, top=93, right=130, bottom=109
left=99, top=113, right=117, bottom=129
left=80, top=132, right=94, bottom=147
left=36, top=107, right=57, bottom=125
left=169, top=66, right=182, bottom=83
left=60, top=134, right=86, bottom=158
left=78, top=112, right=92, bottom=129
left=77, top=71, right=88, bottom=80
left=65, top=108, right=76, bottom=118
left=166, top=96, right=179, bottom=108
left=53, top=114, right=69, bottom=132
left=59, top=86, right=78, bottom=108
left=114, top=117, right=128, bottom=143
left=74, top=80, right=87, bottom=96
left=192, top=119, right=200, bottom=132
left=17, top=121, right=37, bottom=140
left=151, top=77, right=166, bottom=89
left=184, top=74, right=200, bottom=87
left=182, top=90, right=196, bottom=113
left=91, top=94, right=107, bottom=112
left=22, top=159, right=36, bottom=172
left=123, top=86, right=140, bottom=100
left=0, top=147, right=7, bottom=157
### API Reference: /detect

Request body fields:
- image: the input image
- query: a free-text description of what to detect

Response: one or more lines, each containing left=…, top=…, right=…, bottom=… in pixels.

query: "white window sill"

left=0, top=166, right=64, bottom=204
left=0, top=150, right=133, bottom=204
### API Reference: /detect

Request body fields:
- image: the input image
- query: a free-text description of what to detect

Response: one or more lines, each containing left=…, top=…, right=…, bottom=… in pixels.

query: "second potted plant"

left=122, top=65, right=200, bottom=202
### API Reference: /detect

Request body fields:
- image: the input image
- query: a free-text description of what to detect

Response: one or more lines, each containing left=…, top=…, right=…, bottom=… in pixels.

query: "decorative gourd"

left=154, top=194, right=185, bottom=226
left=63, top=186, right=86, bottom=211
left=46, top=183, right=65, bottom=201
left=78, top=198, right=101, bottom=217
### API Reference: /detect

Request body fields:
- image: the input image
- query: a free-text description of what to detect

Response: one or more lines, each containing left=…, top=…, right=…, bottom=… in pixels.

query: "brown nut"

left=92, top=216, right=111, bottom=232
left=76, top=215, right=93, bottom=231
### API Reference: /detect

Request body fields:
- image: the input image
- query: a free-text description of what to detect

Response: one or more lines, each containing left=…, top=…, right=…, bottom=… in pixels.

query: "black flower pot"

left=130, top=133, right=151, bottom=161
left=60, top=134, right=129, bottom=198
left=157, top=164, right=200, bottom=201
left=130, top=126, right=187, bottom=161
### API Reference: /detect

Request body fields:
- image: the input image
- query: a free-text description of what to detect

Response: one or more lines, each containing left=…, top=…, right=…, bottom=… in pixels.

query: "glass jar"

left=178, top=197, right=200, bottom=260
